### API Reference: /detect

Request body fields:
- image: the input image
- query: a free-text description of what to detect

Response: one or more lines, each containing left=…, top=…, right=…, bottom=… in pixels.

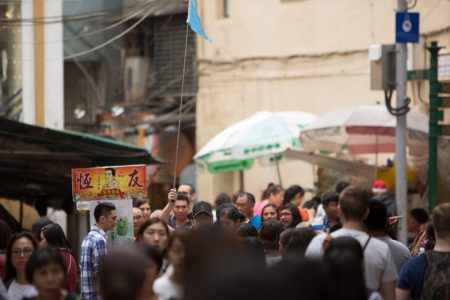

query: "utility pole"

left=396, top=0, right=408, bottom=245
left=427, top=42, right=441, bottom=214
left=408, top=42, right=449, bottom=213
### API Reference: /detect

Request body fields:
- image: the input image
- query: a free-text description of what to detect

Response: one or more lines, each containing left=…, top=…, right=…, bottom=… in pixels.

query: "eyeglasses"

left=280, top=212, right=292, bottom=217
left=11, top=248, right=34, bottom=257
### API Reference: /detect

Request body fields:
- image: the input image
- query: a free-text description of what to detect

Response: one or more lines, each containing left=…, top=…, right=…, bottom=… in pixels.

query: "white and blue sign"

left=396, top=12, right=419, bottom=43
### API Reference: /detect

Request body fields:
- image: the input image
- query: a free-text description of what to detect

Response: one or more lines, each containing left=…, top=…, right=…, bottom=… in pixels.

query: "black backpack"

left=420, top=251, right=450, bottom=300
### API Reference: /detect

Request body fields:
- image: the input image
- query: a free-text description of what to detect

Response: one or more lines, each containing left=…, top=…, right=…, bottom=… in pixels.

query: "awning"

left=0, top=118, right=162, bottom=199
left=283, top=149, right=379, bottom=179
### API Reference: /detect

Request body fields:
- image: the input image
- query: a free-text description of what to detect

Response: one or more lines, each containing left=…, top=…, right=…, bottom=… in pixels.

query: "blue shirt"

left=249, top=214, right=262, bottom=231
left=80, top=226, right=108, bottom=300
left=396, top=253, right=428, bottom=300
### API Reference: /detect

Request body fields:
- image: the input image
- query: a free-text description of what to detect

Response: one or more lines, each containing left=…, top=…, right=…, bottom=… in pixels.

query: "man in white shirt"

left=306, top=186, right=397, bottom=300
left=364, top=199, right=411, bottom=273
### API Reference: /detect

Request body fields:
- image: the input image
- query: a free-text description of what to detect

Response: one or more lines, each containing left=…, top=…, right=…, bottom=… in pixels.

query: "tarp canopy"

left=282, top=149, right=380, bottom=179
left=0, top=118, right=162, bottom=199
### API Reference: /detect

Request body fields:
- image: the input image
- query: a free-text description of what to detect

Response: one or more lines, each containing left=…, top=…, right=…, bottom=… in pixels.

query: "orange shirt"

left=298, top=207, right=309, bottom=222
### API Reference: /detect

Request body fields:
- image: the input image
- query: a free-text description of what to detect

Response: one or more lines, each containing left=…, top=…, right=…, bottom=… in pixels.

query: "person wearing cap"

left=192, top=201, right=214, bottom=229
left=372, top=179, right=397, bottom=217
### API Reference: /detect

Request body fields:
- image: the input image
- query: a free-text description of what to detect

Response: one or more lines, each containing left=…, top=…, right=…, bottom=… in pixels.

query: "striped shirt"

left=80, top=226, right=107, bottom=300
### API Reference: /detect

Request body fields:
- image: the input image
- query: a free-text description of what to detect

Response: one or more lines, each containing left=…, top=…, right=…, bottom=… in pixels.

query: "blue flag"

left=187, top=0, right=212, bottom=43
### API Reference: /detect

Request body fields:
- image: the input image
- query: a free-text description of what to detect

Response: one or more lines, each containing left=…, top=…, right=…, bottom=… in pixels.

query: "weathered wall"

left=195, top=0, right=450, bottom=201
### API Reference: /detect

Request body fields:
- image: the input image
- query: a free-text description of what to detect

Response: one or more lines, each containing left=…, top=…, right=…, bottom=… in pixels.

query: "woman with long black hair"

left=40, top=223, right=77, bottom=293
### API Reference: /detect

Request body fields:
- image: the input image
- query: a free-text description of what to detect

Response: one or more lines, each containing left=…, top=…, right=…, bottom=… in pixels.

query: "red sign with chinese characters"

left=72, top=165, right=147, bottom=203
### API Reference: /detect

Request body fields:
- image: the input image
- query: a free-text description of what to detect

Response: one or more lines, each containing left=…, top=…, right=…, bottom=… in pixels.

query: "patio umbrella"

left=194, top=111, right=317, bottom=178
left=299, top=105, right=428, bottom=156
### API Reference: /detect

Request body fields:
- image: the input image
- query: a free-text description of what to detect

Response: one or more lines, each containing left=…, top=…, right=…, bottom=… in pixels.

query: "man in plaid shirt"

left=80, top=202, right=117, bottom=300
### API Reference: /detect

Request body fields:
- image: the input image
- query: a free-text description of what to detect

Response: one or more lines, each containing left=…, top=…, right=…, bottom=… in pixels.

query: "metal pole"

left=427, top=42, right=441, bottom=214
left=396, top=0, right=408, bottom=245
left=239, top=170, right=245, bottom=191
left=274, top=155, right=283, bottom=186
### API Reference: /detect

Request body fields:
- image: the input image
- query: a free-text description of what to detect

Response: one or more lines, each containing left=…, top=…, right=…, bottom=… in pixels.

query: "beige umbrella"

left=0, top=198, right=40, bottom=230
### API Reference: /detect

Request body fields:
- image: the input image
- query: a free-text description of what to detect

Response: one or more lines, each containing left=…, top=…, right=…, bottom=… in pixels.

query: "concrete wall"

left=195, top=0, right=450, bottom=201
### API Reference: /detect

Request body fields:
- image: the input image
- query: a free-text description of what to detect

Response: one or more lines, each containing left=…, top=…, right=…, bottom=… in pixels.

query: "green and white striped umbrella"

left=194, top=111, right=317, bottom=174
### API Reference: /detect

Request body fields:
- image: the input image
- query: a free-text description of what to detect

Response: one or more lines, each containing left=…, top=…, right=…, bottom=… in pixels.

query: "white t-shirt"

left=377, top=236, right=411, bottom=273
left=305, top=228, right=397, bottom=291
left=153, top=267, right=182, bottom=300
left=7, top=280, right=38, bottom=300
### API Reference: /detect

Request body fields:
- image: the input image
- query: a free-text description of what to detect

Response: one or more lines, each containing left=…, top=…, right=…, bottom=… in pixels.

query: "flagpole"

left=172, top=24, right=190, bottom=189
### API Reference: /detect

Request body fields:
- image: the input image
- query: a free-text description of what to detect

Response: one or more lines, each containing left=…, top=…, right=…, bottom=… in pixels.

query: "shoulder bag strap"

left=363, top=236, right=371, bottom=252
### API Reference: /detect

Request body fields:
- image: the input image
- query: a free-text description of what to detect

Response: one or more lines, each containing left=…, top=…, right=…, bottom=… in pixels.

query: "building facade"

left=195, top=0, right=450, bottom=201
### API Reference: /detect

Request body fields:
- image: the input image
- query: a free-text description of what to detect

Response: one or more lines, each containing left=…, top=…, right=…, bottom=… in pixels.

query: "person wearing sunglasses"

left=4, top=232, right=38, bottom=300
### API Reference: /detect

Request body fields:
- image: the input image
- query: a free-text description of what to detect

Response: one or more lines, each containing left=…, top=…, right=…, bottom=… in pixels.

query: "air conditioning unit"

left=124, top=57, right=149, bottom=103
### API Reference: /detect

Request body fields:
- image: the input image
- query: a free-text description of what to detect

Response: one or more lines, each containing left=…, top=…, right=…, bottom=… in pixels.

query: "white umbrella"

left=300, top=105, right=428, bottom=156
left=194, top=111, right=317, bottom=175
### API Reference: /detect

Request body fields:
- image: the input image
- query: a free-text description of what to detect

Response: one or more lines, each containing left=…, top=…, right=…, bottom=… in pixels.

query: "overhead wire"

left=64, top=44, right=102, bottom=104
left=0, top=0, right=124, bottom=4
left=0, top=0, right=154, bottom=45
left=0, top=0, right=153, bottom=25
left=63, top=3, right=156, bottom=60
left=0, top=0, right=159, bottom=62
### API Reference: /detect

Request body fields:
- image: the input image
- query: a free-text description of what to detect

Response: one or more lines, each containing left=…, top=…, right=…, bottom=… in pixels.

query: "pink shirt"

left=253, top=200, right=269, bottom=216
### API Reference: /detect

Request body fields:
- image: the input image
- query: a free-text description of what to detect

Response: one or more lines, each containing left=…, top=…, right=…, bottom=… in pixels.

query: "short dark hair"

left=94, top=202, right=116, bottom=223
left=322, top=192, right=340, bottom=207
left=5, top=232, right=38, bottom=283
left=235, top=223, right=258, bottom=239
left=258, top=221, right=284, bottom=251
left=311, top=195, right=321, bottom=206
left=215, top=203, right=235, bottom=222
left=410, top=208, right=429, bottom=224
left=302, top=200, right=315, bottom=210
left=178, top=183, right=195, bottom=194
left=335, top=181, right=350, bottom=194
left=364, top=199, right=388, bottom=233
left=105, top=167, right=116, bottom=176
left=136, top=244, right=163, bottom=273
left=431, top=203, right=450, bottom=239
left=41, top=223, right=72, bottom=251
left=175, top=193, right=190, bottom=205
left=324, top=236, right=364, bottom=263
left=280, top=228, right=316, bottom=256
left=339, top=187, right=369, bottom=221
left=237, top=192, right=256, bottom=205
left=220, top=207, right=246, bottom=223
left=98, top=247, right=148, bottom=300
left=133, top=198, right=150, bottom=209
left=214, top=193, right=232, bottom=208
left=26, top=247, right=67, bottom=283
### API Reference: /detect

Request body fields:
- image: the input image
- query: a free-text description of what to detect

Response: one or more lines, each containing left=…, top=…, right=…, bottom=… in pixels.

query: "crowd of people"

left=0, top=182, right=449, bottom=300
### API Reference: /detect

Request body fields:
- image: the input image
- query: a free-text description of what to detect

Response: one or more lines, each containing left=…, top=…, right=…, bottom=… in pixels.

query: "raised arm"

left=160, top=188, right=176, bottom=223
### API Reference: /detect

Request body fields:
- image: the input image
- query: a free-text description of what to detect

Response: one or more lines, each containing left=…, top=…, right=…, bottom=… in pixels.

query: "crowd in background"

left=0, top=181, right=449, bottom=300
